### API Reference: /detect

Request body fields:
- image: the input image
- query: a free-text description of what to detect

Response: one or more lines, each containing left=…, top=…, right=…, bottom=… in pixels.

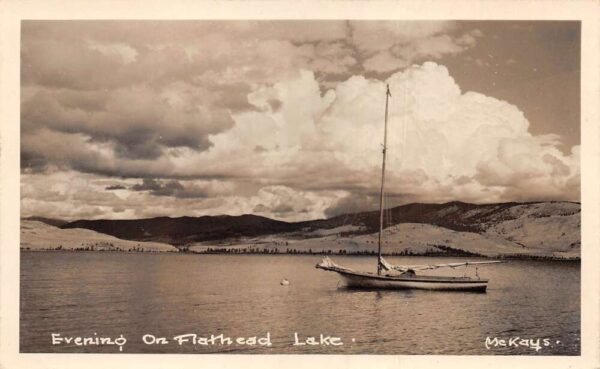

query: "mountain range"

left=44, top=201, right=581, bottom=258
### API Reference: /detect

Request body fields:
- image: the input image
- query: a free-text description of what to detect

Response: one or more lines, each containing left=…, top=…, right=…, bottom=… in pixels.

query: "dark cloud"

left=21, top=86, right=234, bottom=163
left=105, top=184, right=127, bottom=190
left=324, top=190, right=416, bottom=218
left=131, top=178, right=163, bottom=192
left=20, top=150, right=49, bottom=173
left=20, top=127, right=178, bottom=178
left=131, top=179, right=208, bottom=199
left=325, top=194, right=379, bottom=218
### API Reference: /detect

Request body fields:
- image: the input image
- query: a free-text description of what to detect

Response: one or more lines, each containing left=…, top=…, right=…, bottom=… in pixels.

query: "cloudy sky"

left=21, top=20, right=580, bottom=221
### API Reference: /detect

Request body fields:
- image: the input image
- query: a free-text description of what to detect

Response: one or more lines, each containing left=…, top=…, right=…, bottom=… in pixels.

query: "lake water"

left=20, top=252, right=580, bottom=355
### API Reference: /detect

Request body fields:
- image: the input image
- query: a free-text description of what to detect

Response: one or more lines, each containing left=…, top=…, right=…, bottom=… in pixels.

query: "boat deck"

left=316, top=264, right=488, bottom=284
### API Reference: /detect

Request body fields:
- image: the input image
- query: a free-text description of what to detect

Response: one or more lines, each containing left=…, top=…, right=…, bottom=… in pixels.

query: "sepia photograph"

left=1, top=1, right=599, bottom=368
left=17, top=19, right=583, bottom=355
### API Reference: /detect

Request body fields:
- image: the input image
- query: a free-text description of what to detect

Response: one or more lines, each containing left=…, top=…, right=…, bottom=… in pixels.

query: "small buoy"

left=280, top=278, right=290, bottom=286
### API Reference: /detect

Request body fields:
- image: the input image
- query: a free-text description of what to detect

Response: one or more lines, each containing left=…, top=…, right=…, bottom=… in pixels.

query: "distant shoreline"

left=22, top=201, right=581, bottom=261
left=19, top=249, right=581, bottom=261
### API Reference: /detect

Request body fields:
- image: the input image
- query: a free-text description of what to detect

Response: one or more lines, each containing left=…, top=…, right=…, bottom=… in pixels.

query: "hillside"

left=50, top=201, right=580, bottom=258
left=191, top=221, right=578, bottom=259
left=308, top=201, right=581, bottom=234
left=21, top=220, right=178, bottom=252
left=62, top=214, right=297, bottom=245
left=22, top=216, right=68, bottom=228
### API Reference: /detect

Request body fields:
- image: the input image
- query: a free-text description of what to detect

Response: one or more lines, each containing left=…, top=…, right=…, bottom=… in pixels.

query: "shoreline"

left=19, top=249, right=581, bottom=261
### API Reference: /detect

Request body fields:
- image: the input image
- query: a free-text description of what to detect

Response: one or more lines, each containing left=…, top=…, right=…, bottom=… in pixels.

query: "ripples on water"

left=20, top=252, right=580, bottom=355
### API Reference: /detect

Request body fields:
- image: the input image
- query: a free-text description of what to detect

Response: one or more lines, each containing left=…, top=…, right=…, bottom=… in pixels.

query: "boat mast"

left=377, top=84, right=391, bottom=275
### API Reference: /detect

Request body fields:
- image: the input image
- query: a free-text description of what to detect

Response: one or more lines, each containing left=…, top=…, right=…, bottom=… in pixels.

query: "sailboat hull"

left=340, top=273, right=488, bottom=292
left=318, top=266, right=488, bottom=292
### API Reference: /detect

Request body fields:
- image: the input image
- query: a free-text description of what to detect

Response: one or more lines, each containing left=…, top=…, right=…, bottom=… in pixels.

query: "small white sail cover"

left=316, top=256, right=356, bottom=273
left=379, top=257, right=503, bottom=272
left=317, top=256, right=338, bottom=269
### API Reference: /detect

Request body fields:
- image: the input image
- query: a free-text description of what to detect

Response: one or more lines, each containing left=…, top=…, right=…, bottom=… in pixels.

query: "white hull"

left=339, top=272, right=488, bottom=292
left=317, top=264, right=489, bottom=292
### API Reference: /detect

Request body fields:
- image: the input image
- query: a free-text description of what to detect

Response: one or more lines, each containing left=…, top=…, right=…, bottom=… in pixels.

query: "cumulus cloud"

left=20, top=21, right=579, bottom=221
left=250, top=186, right=342, bottom=219
left=180, top=62, right=579, bottom=211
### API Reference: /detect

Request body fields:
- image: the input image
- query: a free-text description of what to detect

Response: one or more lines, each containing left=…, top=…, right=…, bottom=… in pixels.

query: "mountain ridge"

left=59, top=201, right=581, bottom=250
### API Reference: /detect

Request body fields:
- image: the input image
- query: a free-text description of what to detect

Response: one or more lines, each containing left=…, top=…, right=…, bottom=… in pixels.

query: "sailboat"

left=316, top=84, right=502, bottom=292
